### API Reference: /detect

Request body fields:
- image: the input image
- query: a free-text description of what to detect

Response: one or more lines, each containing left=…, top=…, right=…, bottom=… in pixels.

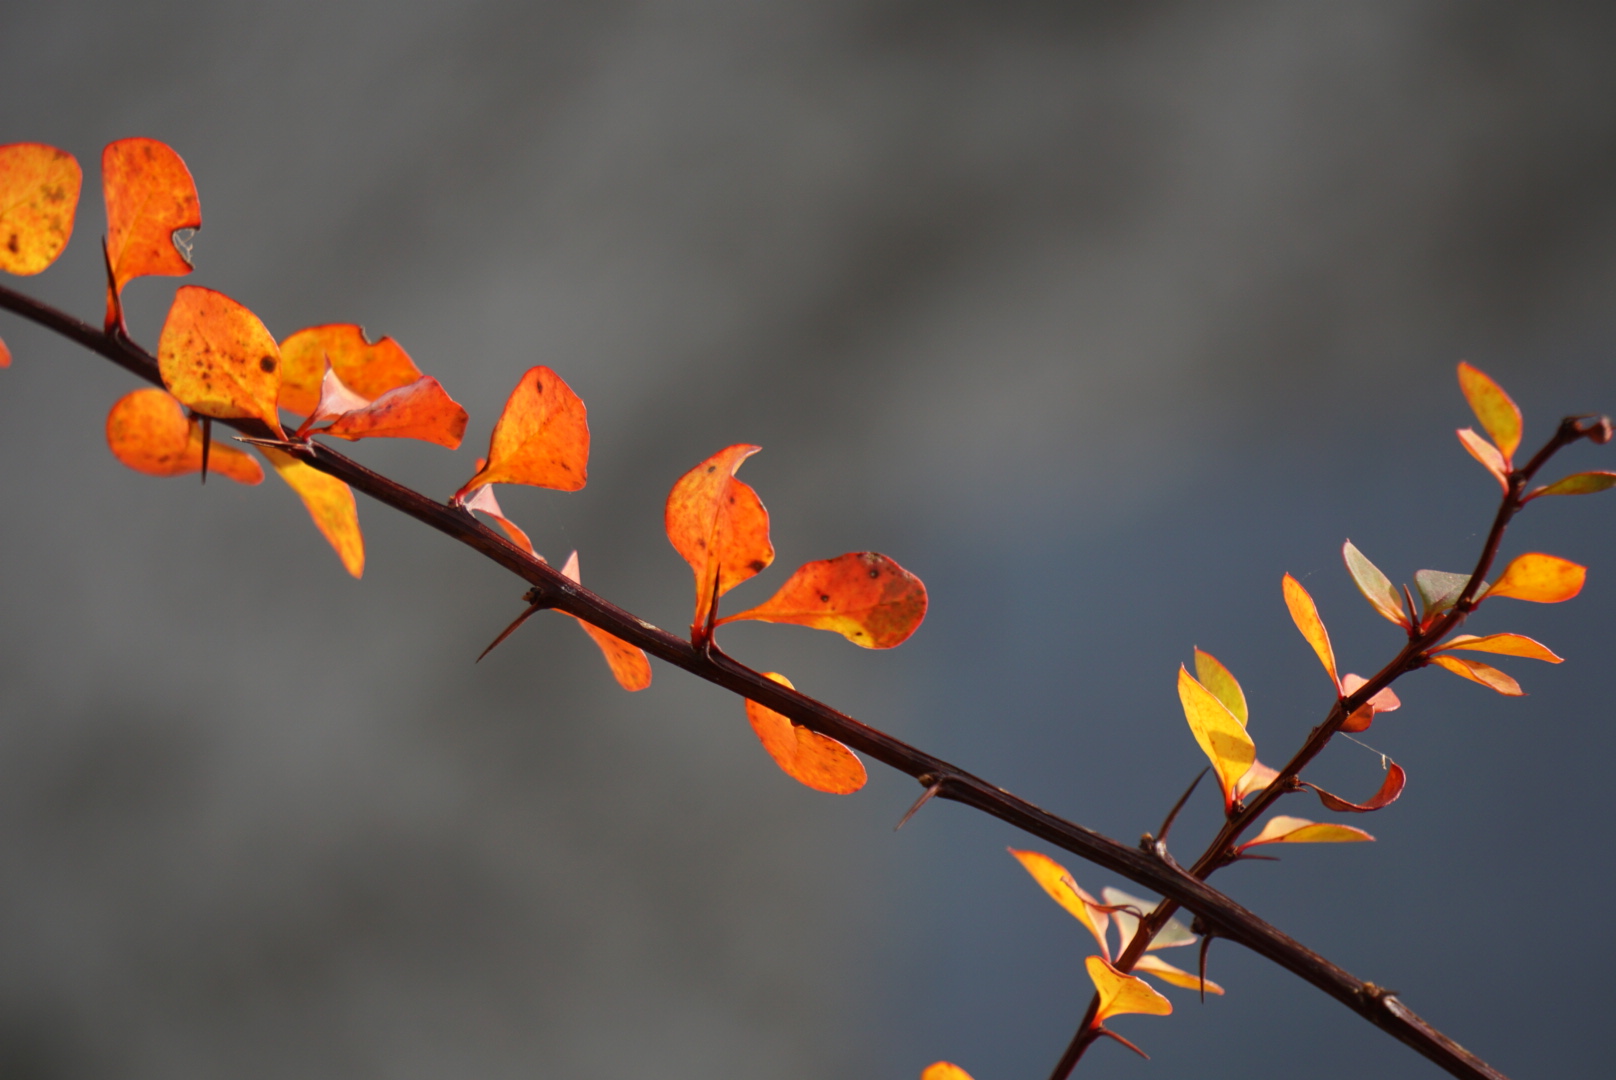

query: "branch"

left=0, top=282, right=1513, bottom=1080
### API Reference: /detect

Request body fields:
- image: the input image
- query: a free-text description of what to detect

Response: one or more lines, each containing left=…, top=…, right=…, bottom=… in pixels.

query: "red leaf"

left=317, top=375, right=469, bottom=449
left=454, top=366, right=589, bottom=497
left=102, top=138, right=200, bottom=332
left=665, top=444, right=773, bottom=639
left=717, top=552, right=927, bottom=648
left=278, top=324, right=426, bottom=418
left=1308, top=761, right=1406, bottom=813
left=743, top=672, right=865, bottom=794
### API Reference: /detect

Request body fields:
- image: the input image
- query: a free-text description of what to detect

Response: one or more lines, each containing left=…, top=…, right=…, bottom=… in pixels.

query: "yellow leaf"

left=1437, top=633, right=1562, bottom=663
left=1176, top=666, right=1256, bottom=810
left=1086, top=956, right=1172, bottom=1022
left=1192, top=648, right=1247, bottom=727
left=261, top=446, right=364, bottom=578
left=1007, top=849, right=1109, bottom=958
left=1240, top=815, right=1373, bottom=849
left=1486, top=552, right=1586, bottom=604
left=1430, top=654, right=1524, bottom=696
left=1134, top=954, right=1224, bottom=996
left=1282, top=573, right=1339, bottom=691
left=1457, top=362, right=1523, bottom=463
left=0, top=142, right=82, bottom=276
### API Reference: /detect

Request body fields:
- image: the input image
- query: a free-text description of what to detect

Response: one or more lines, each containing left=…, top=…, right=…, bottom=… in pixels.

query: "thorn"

left=895, top=775, right=947, bottom=830
left=1156, top=767, right=1208, bottom=844
left=1094, top=1027, right=1149, bottom=1060
left=200, top=415, right=211, bottom=483
left=234, top=435, right=307, bottom=451
left=1198, top=933, right=1214, bottom=1004
left=476, top=599, right=549, bottom=663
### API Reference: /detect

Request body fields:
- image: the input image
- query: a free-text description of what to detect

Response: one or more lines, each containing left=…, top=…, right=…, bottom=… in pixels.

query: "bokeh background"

left=3, top=3, right=1615, bottom=1078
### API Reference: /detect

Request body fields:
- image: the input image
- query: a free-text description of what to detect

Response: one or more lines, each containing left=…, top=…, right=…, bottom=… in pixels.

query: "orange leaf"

left=1309, top=761, right=1406, bottom=813
left=1486, top=552, right=1586, bottom=604
left=1529, top=471, right=1616, bottom=498
left=261, top=446, right=364, bottom=578
left=105, top=387, right=263, bottom=485
left=1342, top=540, right=1409, bottom=628
left=0, top=333, right=10, bottom=368
left=921, top=1065, right=975, bottom=1080
left=1430, top=654, right=1523, bottom=696
left=102, top=138, right=200, bottom=331
left=1457, top=362, right=1523, bottom=463
left=1176, top=666, right=1256, bottom=810
left=1282, top=573, right=1339, bottom=692
left=1436, top=632, right=1562, bottom=663
left=743, top=672, right=865, bottom=794
left=277, top=324, right=425, bottom=417
left=454, top=366, right=589, bottom=498
left=462, top=484, right=536, bottom=556
left=1192, top=648, right=1248, bottom=727
left=1085, top=956, right=1172, bottom=1023
left=317, top=376, right=468, bottom=449
left=1134, top=954, right=1224, bottom=996
left=1238, top=814, right=1373, bottom=850
left=157, top=286, right=285, bottom=436
left=0, top=143, right=82, bottom=276
left=1007, top=848, right=1110, bottom=958
left=666, top=444, right=774, bottom=637
left=559, top=552, right=651, bottom=692
left=717, top=552, right=926, bottom=648
left=1339, top=672, right=1400, bottom=733
left=1456, top=428, right=1510, bottom=492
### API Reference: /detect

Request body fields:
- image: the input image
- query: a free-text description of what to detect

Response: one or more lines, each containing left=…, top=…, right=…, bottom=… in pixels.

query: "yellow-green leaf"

left=1177, top=666, right=1256, bottom=810
left=1101, top=887, right=1196, bottom=952
left=1342, top=541, right=1408, bottom=627
left=1192, top=648, right=1247, bottom=727
left=1530, top=471, right=1616, bottom=498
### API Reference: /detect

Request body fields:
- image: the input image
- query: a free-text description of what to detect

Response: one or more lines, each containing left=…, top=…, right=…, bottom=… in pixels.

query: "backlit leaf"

left=1414, top=569, right=1479, bottom=622
left=1134, top=954, right=1224, bottom=996
left=666, top=444, right=774, bottom=636
left=921, top=1064, right=975, bottom=1080
left=1008, top=848, right=1109, bottom=957
left=1192, top=648, right=1247, bottom=727
left=1430, top=654, right=1524, bottom=696
left=1239, top=815, right=1373, bottom=850
left=1342, top=541, right=1409, bottom=627
left=0, top=334, right=10, bottom=368
left=1177, top=666, right=1256, bottom=810
left=1436, top=632, right=1562, bottom=663
left=1486, top=552, right=1586, bottom=604
left=102, top=138, right=200, bottom=331
left=105, top=387, right=262, bottom=484
left=1101, top=887, right=1196, bottom=953
left=1086, top=956, right=1172, bottom=1022
left=261, top=446, right=364, bottom=578
left=0, top=143, right=82, bottom=275
left=1456, top=428, right=1510, bottom=492
left=454, top=366, right=588, bottom=497
left=1530, top=471, right=1616, bottom=498
left=1282, top=574, right=1339, bottom=691
left=462, top=483, right=535, bottom=556
left=317, top=376, right=468, bottom=449
left=1339, top=672, right=1400, bottom=733
left=743, top=672, right=865, bottom=794
left=1457, top=362, right=1522, bottom=463
left=278, top=324, right=425, bottom=417
left=560, top=552, right=651, bottom=691
left=717, top=552, right=927, bottom=648
left=157, top=286, right=284, bottom=435
left=1309, top=761, right=1406, bottom=813
left=1234, top=759, right=1279, bottom=801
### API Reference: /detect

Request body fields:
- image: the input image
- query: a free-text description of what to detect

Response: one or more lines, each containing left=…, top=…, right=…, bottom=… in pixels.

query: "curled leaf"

left=666, top=444, right=774, bottom=636
left=559, top=552, right=651, bottom=692
left=1430, top=654, right=1523, bottom=696
left=260, top=446, right=364, bottom=578
left=278, top=324, right=424, bottom=417
left=0, top=142, right=82, bottom=275
left=1308, top=761, right=1406, bottom=813
left=318, top=375, right=468, bottom=449
left=921, top=1065, right=975, bottom=1080
left=454, top=366, right=589, bottom=497
left=462, top=483, right=535, bottom=556
left=157, top=286, right=284, bottom=436
left=105, top=387, right=262, bottom=485
left=1086, top=956, right=1172, bottom=1022
left=1134, top=954, right=1224, bottom=996
left=1282, top=574, right=1339, bottom=691
left=1192, top=648, right=1247, bottom=727
left=1529, top=471, right=1616, bottom=498
left=1457, top=428, right=1510, bottom=492
left=102, top=138, right=200, bottom=331
left=743, top=673, right=866, bottom=794
left=1457, top=362, right=1522, bottom=463
left=1177, top=666, right=1256, bottom=810
left=1007, top=848, right=1110, bottom=958
left=717, top=551, right=927, bottom=648
left=1101, top=887, right=1196, bottom=953
left=1339, top=672, right=1401, bottom=733
left=1486, top=552, right=1586, bottom=604
left=1342, top=541, right=1409, bottom=627
left=1239, top=815, right=1373, bottom=850
left=1436, top=632, right=1562, bottom=663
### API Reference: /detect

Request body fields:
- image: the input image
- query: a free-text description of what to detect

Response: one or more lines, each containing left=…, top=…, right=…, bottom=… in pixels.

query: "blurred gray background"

left=3, top=3, right=1615, bottom=1078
